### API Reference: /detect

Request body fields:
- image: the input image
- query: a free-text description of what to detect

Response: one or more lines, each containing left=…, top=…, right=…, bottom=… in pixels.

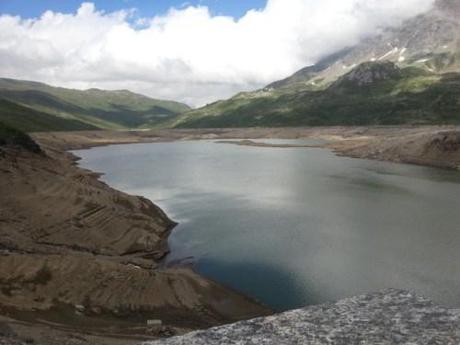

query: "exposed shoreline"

left=33, top=126, right=460, bottom=170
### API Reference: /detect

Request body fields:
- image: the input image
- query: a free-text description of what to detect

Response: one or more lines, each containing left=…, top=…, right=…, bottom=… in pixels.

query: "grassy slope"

left=172, top=67, right=460, bottom=128
left=0, top=78, right=191, bottom=130
left=0, top=99, right=98, bottom=132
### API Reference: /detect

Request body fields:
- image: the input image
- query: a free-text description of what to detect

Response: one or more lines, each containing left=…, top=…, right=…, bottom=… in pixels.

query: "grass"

left=0, top=99, right=97, bottom=132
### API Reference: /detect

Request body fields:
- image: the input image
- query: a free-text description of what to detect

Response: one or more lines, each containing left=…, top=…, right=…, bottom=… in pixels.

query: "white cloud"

left=0, top=0, right=435, bottom=106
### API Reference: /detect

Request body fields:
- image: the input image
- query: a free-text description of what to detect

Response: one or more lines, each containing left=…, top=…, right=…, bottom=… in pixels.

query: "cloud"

left=0, top=0, right=435, bottom=106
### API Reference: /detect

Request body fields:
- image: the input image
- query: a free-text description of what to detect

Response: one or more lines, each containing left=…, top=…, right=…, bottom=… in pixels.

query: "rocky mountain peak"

left=435, top=0, right=460, bottom=16
left=333, top=61, right=402, bottom=88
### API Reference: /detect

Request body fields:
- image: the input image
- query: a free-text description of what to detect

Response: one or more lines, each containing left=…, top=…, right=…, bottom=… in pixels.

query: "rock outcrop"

left=435, top=0, right=460, bottom=17
left=146, top=289, right=460, bottom=345
left=332, top=61, right=402, bottom=88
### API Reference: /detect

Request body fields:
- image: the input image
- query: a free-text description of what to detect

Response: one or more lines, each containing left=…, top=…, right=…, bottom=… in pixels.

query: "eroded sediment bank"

left=0, top=138, right=271, bottom=345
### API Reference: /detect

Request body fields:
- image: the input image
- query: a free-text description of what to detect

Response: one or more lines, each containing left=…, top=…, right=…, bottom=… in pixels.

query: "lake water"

left=75, top=140, right=460, bottom=311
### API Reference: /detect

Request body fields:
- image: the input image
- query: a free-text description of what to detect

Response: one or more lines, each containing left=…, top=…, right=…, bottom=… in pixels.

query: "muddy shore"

left=1, top=126, right=459, bottom=345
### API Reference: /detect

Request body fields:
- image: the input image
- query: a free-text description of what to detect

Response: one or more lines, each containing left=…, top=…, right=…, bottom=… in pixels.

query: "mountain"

left=172, top=62, right=460, bottom=127
left=0, top=78, right=191, bottom=131
left=172, top=0, right=460, bottom=128
left=266, top=0, right=460, bottom=92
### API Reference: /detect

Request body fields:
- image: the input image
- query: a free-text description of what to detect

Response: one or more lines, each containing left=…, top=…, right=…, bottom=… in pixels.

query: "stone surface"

left=333, top=61, right=402, bottom=88
left=145, top=289, right=460, bottom=345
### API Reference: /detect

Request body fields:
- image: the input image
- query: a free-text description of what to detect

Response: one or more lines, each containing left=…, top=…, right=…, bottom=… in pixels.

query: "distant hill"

left=0, top=78, right=191, bottom=132
left=172, top=0, right=460, bottom=128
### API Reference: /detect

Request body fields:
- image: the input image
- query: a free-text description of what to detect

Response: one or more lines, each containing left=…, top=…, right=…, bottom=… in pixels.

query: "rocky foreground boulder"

left=145, top=289, right=460, bottom=345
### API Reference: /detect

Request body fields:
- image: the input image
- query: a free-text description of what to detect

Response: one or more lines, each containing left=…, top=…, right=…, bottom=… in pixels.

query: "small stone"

left=159, top=327, right=176, bottom=337
left=74, top=304, right=85, bottom=313
left=147, top=319, right=162, bottom=327
left=91, top=306, right=102, bottom=315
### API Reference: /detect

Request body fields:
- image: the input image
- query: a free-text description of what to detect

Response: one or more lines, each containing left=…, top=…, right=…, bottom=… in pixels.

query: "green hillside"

left=0, top=99, right=97, bottom=132
left=0, top=78, right=191, bottom=131
left=172, top=63, right=460, bottom=128
left=169, top=1, right=460, bottom=129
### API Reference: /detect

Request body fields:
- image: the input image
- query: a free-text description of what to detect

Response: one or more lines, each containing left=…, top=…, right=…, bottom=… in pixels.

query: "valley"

left=1, top=0, right=460, bottom=344
left=1, top=125, right=459, bottom=344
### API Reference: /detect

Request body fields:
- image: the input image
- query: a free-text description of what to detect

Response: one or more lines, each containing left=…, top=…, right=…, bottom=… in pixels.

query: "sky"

left=0, top=0, right=435, bottom=107
left=0, top=1, right=267, bottom=20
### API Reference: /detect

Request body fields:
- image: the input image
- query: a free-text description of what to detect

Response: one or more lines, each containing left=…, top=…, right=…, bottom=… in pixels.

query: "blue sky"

left=0, top=0, right=267, bottom=19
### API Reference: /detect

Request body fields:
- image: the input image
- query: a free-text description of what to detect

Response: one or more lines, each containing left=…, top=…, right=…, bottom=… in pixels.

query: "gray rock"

left=333, top=61, right=402, bottom=88
left=144, top=289, right=460, bottom=345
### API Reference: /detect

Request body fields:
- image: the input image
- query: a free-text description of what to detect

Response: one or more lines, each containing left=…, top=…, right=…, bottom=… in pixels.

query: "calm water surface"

left=75, top=140, right=460, bottom=311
